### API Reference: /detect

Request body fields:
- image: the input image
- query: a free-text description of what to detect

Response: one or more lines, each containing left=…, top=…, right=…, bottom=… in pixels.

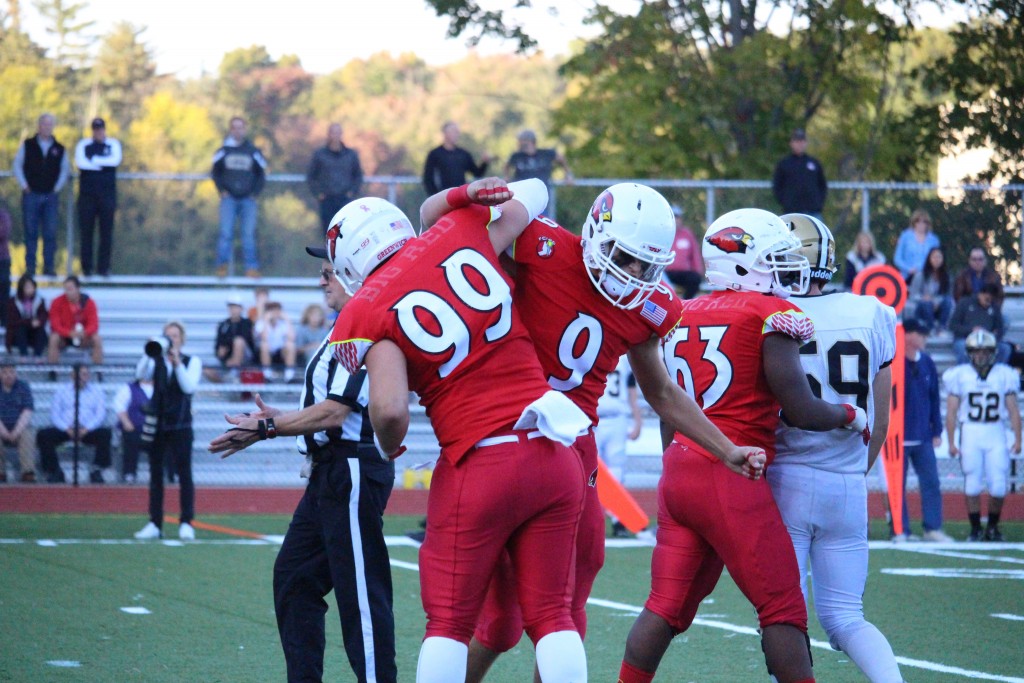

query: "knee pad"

left=964, top=470, right=984, bottom=497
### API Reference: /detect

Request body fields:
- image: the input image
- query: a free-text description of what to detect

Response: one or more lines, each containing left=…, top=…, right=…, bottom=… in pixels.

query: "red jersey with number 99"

left=328, top=204, right=555, bottom=464
left=510, top=220, right=683, bottom=424
left=663, top=290, right=814, bottom=463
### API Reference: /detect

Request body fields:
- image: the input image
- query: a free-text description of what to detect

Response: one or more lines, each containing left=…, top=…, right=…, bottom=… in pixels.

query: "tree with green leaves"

left=33, top=0, right=93, bottom=68
left=91, top=21, right=158, bottom=131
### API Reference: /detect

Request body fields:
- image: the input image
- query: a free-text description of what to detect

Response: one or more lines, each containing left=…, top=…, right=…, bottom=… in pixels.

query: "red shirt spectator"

left=47, top=275, right=103, bottom=364
left=664, top=206, right=705, bottom=299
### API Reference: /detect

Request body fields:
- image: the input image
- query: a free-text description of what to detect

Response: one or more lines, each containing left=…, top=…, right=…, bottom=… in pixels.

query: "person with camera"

left=134, top=321, right=202, bottom=541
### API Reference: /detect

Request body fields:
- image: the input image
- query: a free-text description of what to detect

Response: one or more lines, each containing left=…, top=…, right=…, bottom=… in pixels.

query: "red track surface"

left=0, top=485, right=1020, bottom=520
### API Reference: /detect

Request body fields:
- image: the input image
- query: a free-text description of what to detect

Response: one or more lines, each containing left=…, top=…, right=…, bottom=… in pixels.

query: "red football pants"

left=645, top=443, right=807, bottom=633
left=420, top=432, right=587, bottom=644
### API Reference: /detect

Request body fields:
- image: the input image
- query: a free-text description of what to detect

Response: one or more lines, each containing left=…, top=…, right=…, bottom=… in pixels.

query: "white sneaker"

left=134, top=522, right=162, bottom=540
left=922, top=529, right=954, bottom=542
left=179, top=523, right=195, bottom=541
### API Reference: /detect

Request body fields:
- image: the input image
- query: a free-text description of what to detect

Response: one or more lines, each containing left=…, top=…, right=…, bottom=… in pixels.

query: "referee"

left=209, top=245, right=396, bottom=683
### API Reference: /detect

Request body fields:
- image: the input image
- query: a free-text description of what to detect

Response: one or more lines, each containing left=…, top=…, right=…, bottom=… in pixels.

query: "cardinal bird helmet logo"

left=706, top=226, right=754, bottom=254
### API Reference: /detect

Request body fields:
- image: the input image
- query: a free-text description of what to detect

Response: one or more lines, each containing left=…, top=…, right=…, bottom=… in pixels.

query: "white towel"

left=514, top=391, right=591, bottom=447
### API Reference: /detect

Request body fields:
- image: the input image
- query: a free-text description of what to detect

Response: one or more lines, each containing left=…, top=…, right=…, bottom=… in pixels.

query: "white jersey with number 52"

left=773, top=292, right=897, bottom=474
left=942, top=363, right=1018, bottom=428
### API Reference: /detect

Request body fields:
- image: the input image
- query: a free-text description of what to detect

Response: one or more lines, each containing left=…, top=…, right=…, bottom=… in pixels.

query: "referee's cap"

left=305, top=245, right=328, bottom=259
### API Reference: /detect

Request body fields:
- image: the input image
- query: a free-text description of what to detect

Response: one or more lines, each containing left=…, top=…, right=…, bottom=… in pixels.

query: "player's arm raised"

left=866, top=365, right=892, bottom=471
left=945, top=393, right=961, bottom=457
left=419, top=176, right=513, bottom=228
left=365, top=339, right=410, bottom=459
left=765, top=334, right=864, bottom=434
left=629, top=336, right=765, bottom=478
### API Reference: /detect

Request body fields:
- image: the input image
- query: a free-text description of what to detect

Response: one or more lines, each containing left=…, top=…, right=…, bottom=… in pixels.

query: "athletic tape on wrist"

left=446, top=185, right=472, bottom=209
left=506, top=179, right=549, bottom=222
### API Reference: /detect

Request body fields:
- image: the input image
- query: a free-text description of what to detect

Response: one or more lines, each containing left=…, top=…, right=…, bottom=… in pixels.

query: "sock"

left=618, top=660, right=655, bottom=683
left=417, top=637, right=467, bottom=683
left=987, top=511, right=1000, bottom=529
left=831, top=620, right=903, bottom=683
left=536, top=631, right=586, bottom=682
left=968, top=512, right=981, bottom=531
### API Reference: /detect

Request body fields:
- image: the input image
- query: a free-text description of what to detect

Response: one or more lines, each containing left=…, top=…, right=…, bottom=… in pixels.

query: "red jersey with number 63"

left=328, top=204, right=554, bottom=464
left=510, top=219, right=683, bottom=424
left=663, top=290, right=814, bottom=463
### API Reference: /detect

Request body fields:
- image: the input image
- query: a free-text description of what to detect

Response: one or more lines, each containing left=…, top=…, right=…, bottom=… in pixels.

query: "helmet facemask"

left=585, top=236, right=672, bottom=309
left=965, top=329, right=998, bottom=375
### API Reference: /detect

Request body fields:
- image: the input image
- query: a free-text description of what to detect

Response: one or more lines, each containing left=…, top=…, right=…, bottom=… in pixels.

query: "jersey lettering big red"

left=511, top=220, right=682, bottom=422
left=664, top=289, right=814, bottom=462
left=328, top=204, right=554, bottom=463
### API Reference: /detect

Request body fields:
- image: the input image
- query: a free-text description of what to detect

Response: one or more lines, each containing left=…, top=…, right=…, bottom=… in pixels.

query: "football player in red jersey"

left=617, top=208, right=871, bottom=683
left=421, top=184, right=766, bottom=683
left=326, top=178, right=594, bottom=683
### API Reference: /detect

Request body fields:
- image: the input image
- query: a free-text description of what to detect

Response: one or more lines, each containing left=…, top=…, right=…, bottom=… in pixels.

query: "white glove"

left=841, top=404, right=871, bottom=445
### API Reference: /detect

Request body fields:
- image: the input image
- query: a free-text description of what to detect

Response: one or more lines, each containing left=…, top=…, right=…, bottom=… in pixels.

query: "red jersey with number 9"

left=510, top=220, right=683, bottom=424
left=328, top=204, right=555, bottom=463
left=663, top=290, right=814, bottom=463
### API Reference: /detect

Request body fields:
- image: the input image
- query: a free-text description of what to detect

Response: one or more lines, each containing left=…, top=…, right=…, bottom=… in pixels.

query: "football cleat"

left=983, top=526, right=1003, bottom=542
left=966, top=529, right=984, bottom=542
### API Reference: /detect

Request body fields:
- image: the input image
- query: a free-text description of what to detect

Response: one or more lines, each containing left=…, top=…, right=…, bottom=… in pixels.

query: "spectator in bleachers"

left=0, top=361, right=36, bottom=482
left=37, top=365, right=111, bottom=484
left=664, top=205, right=704, bottom=300
left=5, top=275, right=47, bottom=358
left=112, top=358, right=154, bottom=483
left=295, top=303, right=328, bottom=365
left=952, top=246, right=1004, bottom=306
left=213, top=294, right=257, bottom=380
left=893, top=208, right=940, bottom=282
left=892, top=319, right=953, bottom=542
left=247, top=286, right=270, bottom=323
left=843, top=231, right=886, bottom=290
left=0, top=199, right=12, bottom=329
left=256, top=301, right=297, bottom=383
left=950, top=282, right=1012, bottom=365
left=13, top=113, right=69, bottom=277
left=134, top=321, right=202, bottom=541
left=47, top=275, right=103, bottom=365
left=306, top=122, right=363, bottom=230
left=907, top=246, right=953, bottom=335
left=212, top=116, right=266, bottom=279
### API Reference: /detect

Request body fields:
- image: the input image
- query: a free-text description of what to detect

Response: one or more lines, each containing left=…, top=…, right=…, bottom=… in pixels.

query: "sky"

left=19, top=0, right=605, bottom=78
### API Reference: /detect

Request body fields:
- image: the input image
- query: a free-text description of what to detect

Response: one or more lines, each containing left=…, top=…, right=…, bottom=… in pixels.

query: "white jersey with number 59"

left=773, top=292, right=897, bottom=474
left=942, top=363, right=1018, bottom=428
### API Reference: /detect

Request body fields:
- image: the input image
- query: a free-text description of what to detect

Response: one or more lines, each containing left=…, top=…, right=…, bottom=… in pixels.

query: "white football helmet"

left=965, top=329, right=998, bottom=374
left=581, top=183, right=676, bottom=309
left=782, top=213, right=837, bottom=283
left=703, top=208, right=809, bottom=297
left=325, top=197, right=415, bottom=294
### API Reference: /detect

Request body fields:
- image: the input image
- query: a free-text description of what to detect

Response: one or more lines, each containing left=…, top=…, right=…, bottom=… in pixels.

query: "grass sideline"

left=1, top=514, right=1022, bottom=682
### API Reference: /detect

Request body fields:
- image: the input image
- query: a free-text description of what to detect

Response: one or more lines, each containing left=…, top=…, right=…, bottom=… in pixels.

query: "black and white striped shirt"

left=297, top=334, right=375, bottom=458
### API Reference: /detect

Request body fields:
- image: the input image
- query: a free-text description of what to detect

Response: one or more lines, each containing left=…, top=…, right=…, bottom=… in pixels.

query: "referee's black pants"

left=274, top=457, right=396, bottom=683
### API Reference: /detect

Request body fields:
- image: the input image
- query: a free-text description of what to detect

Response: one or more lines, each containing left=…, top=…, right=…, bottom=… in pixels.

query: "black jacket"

left=211, top=139, right=267, bottom=199
left=772, top=153, right=828, bottom=214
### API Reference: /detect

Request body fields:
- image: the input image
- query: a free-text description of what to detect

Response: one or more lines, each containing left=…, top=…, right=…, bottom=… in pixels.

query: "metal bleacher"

left=9, top=275, right=443, bottom=487
left=8, top=276, right=1024, bottom=491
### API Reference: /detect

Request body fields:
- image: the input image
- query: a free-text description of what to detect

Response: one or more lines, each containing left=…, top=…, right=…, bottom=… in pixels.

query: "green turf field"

left=1, top=514, right=1022, bottom=682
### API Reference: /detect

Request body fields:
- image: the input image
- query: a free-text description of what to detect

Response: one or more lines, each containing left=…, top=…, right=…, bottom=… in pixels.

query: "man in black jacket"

left=307, top=123, right=363, bottom=229
left=212, top=116, right=267, bottom=278
left=75, top=117, right=122, bottom=277
left=422, top=121, right=491, bottom=195
left=772, top=128, right=828, bottom=219
left=12, top=113, right=70, bottom=277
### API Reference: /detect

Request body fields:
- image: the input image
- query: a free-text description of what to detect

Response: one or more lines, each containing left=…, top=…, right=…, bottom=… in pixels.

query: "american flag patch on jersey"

left=641, top=300, right=667, bottom=326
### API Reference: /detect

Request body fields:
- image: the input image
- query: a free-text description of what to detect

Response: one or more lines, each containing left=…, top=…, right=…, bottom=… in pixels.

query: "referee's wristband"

left=257, top=418, right=278, bottom=440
